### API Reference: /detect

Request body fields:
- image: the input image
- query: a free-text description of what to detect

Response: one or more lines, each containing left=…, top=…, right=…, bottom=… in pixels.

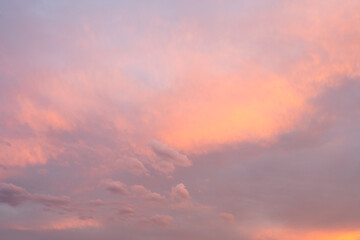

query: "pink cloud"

left=170, top=183, right=191, bottom=200
left=6, top=217, right=101, bottom=231
left=147, top=140, right=192, bottom=174
left=119, top=157, right=148, bottom=176
left=0, top=139, right=51, bottom=168
left=117, top=207, right=135, bottom=217
left=148, top=140, right=191, bottom=167
left=131, top=185, right=166, bottom=202
left=1, top=1, right=360, bottom=239
left=38, top=217, right=101, bottom=230
left=103, top=179, right=129, bottom=195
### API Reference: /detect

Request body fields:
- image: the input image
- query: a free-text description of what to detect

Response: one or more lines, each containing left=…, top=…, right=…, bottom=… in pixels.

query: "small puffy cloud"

left=103, top=179, right=129, bottom=195
left=131, top=185, right=166, bottom=202
left=148, top=140, right=192, bottom=174
left=0, top=182, right=31, bottom=206
left=170, top=183, right=191, bottom=200
left=219, top=212, right=235, bottom=223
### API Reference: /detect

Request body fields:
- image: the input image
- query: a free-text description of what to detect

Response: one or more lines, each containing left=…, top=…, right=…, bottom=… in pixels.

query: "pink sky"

left=1, top=0, right=360, bottom=239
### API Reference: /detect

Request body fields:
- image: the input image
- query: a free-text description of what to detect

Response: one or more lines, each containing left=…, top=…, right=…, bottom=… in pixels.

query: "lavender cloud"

left=0, top=182, right=72, bottom=211
left=0, top=183, right=31, bottom=207
left=103, top=179, right=129, bottom=195
left=148, top=140, right=192, bottom=174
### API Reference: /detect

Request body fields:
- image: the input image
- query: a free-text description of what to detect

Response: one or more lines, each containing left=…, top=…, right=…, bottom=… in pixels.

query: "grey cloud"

left=103, top=179, right=129, bottom=195
left=148, top=140, right=192, bottom=174
left=118, top=207, right=135, bottom=216
left=120, top=157, right=149, bottom=176
left=185, top=79, right=360, bottom=231
left=33, top=194, right=71, bottom=209
left=0, top=164, right=7, bottom=170
left=0, top=183, right=31, bottom=207
left=0, top=182, right=72, bottom=210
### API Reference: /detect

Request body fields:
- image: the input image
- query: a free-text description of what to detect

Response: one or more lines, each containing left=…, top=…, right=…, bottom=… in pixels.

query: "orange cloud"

left=1, top=0, right=360, bottom=172
left=0, top=139, right=48, bottom=167
left=154, top=71, right=307, bottom=152
left=38, top=217, right=100, bottom=230
left=254, top=227, right=360, bottom=240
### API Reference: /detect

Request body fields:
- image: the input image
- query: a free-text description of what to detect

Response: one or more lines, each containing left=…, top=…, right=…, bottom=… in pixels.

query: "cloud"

left=0, top=182, right=72, bottom=211
left=0, top=139, right=50, bottom=168
left=120, top=157, right=148, bottom=176
left=190, top=79, right=360, bottom=235
left=254, top=227, right=360, bottom=240
left=148, top=140, right=192, bottom=167
left=170, top=183, right=191, bottom=200
left=0, top=163, right=8, bottom=170
left=1, top=0, right=360, bottom=239
left=148, top=140, right=192, bottom=174
left=38, top=217, right=100, bottom=230
left=0, top=183, right=31, bottom=207
left=131, top=185, right=166, bottom=202
left=103, top=179, right=129, bottom=195
left=118, top=207, right=135, bottom=217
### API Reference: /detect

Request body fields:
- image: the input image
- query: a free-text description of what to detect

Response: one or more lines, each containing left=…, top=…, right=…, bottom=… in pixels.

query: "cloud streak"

left=0, top=182, right=71, bottom=210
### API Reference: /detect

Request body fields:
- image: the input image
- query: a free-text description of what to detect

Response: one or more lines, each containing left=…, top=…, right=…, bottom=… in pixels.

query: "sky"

left=1, top=0, right=360, bottom=239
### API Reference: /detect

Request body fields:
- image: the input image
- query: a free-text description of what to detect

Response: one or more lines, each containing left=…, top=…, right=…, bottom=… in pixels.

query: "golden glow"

left=157, top=73, right=307, bottom=152
left=255, top=227, right=360, bottom=240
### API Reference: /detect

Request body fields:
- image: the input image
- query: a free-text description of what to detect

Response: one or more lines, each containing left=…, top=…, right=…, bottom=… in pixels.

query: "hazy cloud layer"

left=1, top=0, right=360, bottom=239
